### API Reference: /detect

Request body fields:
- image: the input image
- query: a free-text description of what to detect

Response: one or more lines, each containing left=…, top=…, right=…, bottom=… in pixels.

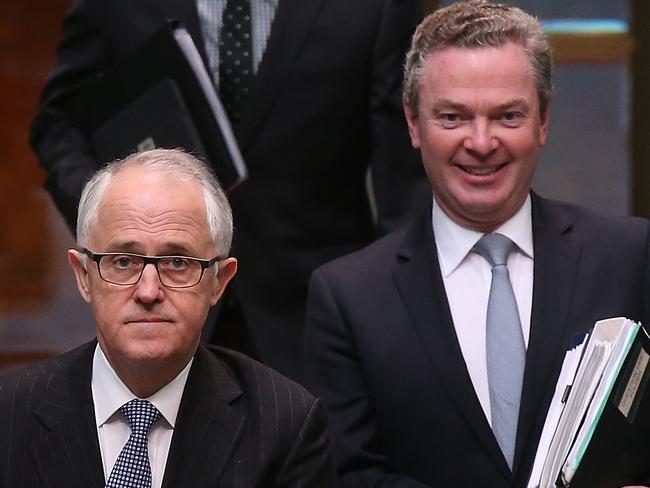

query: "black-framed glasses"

left=80, top=248, right=221, bottom=288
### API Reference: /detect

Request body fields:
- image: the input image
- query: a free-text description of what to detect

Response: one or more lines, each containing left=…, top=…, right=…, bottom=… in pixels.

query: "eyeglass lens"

left=98, top=254, right=204, bottom=287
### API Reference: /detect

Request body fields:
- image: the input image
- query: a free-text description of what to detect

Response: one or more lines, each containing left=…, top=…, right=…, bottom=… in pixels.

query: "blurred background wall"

left=1, top=0, right=648, bottom=371
left=0, top=0, right=95, bottom=372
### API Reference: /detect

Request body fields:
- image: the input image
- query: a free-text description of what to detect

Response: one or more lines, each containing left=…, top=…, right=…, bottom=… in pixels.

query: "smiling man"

left=304, top=1, right=650, bottom=487
left=0, top=148, right=335, bottom=487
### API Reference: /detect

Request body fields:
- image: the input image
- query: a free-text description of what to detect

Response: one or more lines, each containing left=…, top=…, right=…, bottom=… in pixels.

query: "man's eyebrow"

left=430, top=98, right=532, bottom=112
left=494, top=98, right=531, bottom=111
left=102, top=242, right=196, bottom=256
left=103, top=241, right=143, bottom=253
left=431, top=99, right=467, bottom=111
left=158, top=243, right=195, bottom=255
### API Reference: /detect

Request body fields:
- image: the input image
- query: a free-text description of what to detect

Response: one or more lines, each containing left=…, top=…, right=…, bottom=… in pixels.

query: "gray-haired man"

left=0, top=149, right=335, bottom=487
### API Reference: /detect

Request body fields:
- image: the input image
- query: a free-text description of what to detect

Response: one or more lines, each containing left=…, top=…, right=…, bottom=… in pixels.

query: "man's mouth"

left=126, top=317, right=170, bottom=324
left=457, top=163, right=506, bottom=176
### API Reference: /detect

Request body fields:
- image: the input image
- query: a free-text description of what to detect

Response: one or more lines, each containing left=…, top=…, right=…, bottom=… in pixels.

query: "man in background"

left=30, top=0, right=430, bottom=381
left=305, top=1, right=650, bottom=486
left=0, top=149, right=335, bottom=487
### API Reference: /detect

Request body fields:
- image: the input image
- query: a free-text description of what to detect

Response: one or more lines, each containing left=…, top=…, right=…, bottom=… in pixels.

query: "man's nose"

left=464, top=119, right=498, bottom=156
left=133, top=263, right=164, bottom=303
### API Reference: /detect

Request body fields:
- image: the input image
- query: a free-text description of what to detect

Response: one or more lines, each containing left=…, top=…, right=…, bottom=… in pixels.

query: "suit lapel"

left=162, top=346, right=245, bottom=488
left=513, top=194, right=581, bottom=481
left=237, top=0, right=325, bottom=149
left=30, top=343, right=105, bottom=488
left=392, top=213, right=511, bottom=478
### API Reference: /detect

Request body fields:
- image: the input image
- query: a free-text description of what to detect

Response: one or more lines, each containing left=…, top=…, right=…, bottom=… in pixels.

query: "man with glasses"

left=30, top=0, right=429, bottom=384
left=0, top=148, right=335, bottom=487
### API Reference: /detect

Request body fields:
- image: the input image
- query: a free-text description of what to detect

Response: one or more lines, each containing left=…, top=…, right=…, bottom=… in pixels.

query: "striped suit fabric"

left=0, top=341, right=336, bottom=487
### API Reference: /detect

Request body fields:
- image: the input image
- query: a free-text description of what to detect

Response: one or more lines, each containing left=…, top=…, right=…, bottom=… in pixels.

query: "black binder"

left=566, top=329, right=650, bottom=487
left=90, top=78, right=206, bottom=162
left=69, top=21, right=247, bottom=191
left=530, top=319, right=650, bottom=488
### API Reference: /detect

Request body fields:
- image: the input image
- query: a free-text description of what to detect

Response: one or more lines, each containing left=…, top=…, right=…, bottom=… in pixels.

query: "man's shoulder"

left=1, top=341, right=94, bottom=377
left=0, top=342, right=94, bottom=407
left=534, top=194, right=650, bottom=238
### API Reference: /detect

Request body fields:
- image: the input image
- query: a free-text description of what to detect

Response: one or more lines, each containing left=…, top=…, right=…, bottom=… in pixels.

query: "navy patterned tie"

left=473, top=233, right=525, bottom=469
left=105, top=399, right=161, bottom=488
left=219, top=0, right=253, bottom=122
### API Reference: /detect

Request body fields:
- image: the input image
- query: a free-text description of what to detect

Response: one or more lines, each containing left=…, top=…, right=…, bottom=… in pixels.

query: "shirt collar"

left=432, top=195, right=534, bottom=277
left=91, top=344, right=193, bottom=428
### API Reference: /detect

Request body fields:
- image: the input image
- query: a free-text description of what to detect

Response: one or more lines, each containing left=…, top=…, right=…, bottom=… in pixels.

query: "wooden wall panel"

left=0, top=0, right=69, bottom=312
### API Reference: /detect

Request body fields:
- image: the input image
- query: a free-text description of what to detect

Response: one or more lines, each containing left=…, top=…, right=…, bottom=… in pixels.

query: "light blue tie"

left=473, top=233, right=525, bottom=469
left=105, top=399, right=161, bottom=488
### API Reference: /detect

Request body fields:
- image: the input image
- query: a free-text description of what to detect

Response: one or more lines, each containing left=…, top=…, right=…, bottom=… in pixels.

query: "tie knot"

left=120, top=399, right=161, bottom=435
left=473, top=233, right=515, bottom=268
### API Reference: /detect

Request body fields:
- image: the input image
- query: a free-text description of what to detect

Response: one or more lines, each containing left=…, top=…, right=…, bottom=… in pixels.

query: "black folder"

left=91, top=78, right=206, bottom=162
left=566, top=329, right=650, bottom=488
left=530, top=319, right=650, bottom=488
left=69, top=21, right=247, bottom=191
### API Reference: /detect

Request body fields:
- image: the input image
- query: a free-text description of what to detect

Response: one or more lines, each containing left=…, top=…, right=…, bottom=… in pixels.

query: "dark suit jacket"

left=304, top=194, right=650, bottom=487
left=29, top=0, right=430, bottom=380
left=0, top=341, right=336, bottom=487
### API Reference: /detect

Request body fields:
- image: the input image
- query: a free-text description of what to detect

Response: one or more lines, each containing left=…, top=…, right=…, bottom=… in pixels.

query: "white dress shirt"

left=91, top=345, right=192, bottom=488
left=432, top=196, right=534, bottom=424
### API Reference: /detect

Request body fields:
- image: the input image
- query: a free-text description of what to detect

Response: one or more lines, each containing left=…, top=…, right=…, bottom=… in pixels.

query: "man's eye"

left=163, top=257, right=191, bottom=270
left=441, top=113, right=459, bottom=122
left=111, top=255, right=138, bottom=269
left=501, top=112, right=523, bottom=124
left=438, top=113, right=462, bottom=128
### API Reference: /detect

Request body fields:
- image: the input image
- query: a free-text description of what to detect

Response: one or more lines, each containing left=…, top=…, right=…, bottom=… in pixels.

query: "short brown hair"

left=403, top=0, right=552, bottom=115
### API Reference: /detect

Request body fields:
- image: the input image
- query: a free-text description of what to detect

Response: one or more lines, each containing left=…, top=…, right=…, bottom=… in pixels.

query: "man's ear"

left=209, top=257, right=238, bottom=306
left=68, top=249, right=92, bottom=304
left=403, top=94, right=421, bottom=149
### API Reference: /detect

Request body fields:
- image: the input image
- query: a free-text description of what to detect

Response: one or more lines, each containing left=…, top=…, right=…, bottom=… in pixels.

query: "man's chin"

left=448, top=199, right=519, bottom=232
left=120, top=340, right=179, bottom=364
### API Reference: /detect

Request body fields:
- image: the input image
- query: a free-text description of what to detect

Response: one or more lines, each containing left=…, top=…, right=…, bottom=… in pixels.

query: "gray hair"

left=403, top=0, right=552, bottom=116
left=76, top=148, right=233, bottom=257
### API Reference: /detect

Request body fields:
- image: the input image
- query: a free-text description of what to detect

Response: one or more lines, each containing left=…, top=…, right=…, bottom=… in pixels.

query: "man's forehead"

left=100, top=166, right=203, bottom=209
left=420, top=43, right=536, bottom=91
left=90, top=167, right=212, bottom=251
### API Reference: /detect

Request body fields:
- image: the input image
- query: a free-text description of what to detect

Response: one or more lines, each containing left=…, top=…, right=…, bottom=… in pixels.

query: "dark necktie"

left=473, top=233, right=526, bottom=469
left=219, top=0, right=253, bottom=122
left=105, top=399, right=161, bottom=488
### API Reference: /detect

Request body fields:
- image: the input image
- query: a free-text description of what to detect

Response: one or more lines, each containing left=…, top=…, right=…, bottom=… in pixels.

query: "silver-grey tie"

left=473, top=233, right=525, bottom=469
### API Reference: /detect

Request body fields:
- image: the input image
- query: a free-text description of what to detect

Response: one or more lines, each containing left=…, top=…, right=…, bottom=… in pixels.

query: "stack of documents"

left=528, top=317, right=650, bottom=488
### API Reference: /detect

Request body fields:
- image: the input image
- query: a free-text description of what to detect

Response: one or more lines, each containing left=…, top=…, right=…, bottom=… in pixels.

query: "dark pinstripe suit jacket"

left=0, top=341, right=336, bottom=487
